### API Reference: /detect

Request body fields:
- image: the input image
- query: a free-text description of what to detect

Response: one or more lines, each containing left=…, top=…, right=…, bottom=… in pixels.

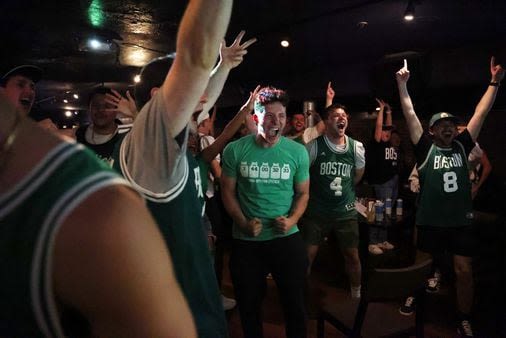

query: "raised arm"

left=467, top=57, right=505, bottom=141
left=325, top=81, right=335, bottom=108
left=373, top=98, right=390, bottom=142
left=201, top=86, right=260, bottom=163
left=202, top=30, right=257, bottom=113
left=161, top=0, right=233, bottom=136
left=396, top=59, right=423, bottom=144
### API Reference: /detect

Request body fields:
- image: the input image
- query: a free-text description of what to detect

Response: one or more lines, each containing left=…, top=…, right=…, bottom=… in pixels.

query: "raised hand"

left=220, top=30, right=257, bottom=70
left=490, top=56, right=505, bottom=83
left=326, top=81, right=335, bottom=101
left=375, top=98, right=391, bottom=113
left=396, top=59, right=410, bottom=84
left=105, top=89, right=138, bottom=118
left=241, top=85, right=261, bottom=112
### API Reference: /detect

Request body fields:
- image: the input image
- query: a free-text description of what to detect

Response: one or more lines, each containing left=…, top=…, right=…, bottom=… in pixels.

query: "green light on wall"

left=88, top=0, right=104, bottom=27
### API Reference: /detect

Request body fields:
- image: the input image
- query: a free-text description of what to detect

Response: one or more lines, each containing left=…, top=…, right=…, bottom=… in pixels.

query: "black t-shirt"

left=75, top=125, right=121, bottom=165
left=365, top=140, right=400, bottom=184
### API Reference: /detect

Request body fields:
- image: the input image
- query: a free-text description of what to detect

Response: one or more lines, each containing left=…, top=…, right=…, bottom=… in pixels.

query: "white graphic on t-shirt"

left=249, top=162, right=259, bottom=178
left=270, top=163, right=281, bottom=179
left=239, top=162, right=291, bottom=181
left=384, top=147, right=397, bottom=160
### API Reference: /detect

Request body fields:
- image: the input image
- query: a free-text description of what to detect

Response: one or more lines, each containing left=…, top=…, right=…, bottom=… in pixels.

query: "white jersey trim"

left=118, top=135, right=189, bottom=203
left=0, top=142, right=82, bottom=219
left=31, top=172, right=130, bottom=337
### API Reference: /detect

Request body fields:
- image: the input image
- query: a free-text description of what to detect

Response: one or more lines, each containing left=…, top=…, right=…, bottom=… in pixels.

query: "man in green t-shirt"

left=396, top=57, right=504, bottom=337
left=300, top=103, right=365, bottom=299
left=221, top=86, right=310, bottom=338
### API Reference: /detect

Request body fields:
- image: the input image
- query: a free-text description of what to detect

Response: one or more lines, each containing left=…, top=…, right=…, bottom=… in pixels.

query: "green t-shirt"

left=222, top=135, right=310, bottom=241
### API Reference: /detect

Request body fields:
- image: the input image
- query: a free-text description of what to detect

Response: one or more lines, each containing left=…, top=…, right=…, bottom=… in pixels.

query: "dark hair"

left=257, top=86, right=288, bottom=106
left=88, top=86, right=113, bottom=105
left=321, top=103, right=347, bottom=120
left=134, top=55, right=175, bottom=109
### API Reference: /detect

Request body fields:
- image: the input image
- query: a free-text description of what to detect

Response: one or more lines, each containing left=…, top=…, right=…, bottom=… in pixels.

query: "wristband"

left=490, top=81, right=500, bottom=87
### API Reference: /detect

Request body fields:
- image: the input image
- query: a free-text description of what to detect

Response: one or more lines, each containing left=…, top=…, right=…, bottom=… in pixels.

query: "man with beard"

left=299, top=103, right=365, bottom=298
left=221, top=86, right=310, bottom=338
left=395, top=58, right=504, bottom=337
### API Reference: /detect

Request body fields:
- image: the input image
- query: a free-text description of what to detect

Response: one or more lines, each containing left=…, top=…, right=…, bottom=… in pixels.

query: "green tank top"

left=113, top=137, right=227, bottom=338
left=0, top=142, right=127, bottom=337
left=306, top=135, right=357, bottom=219
left=417, top=141, right=473, bottom=227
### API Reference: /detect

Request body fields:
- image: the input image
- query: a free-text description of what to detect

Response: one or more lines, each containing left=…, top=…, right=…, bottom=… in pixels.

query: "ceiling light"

left=65, top=111, right=72, bottom=117
left=73, top=94, right=79, bottom=99
left=134, top=74, right=141, bottom=83
left=404, top=0, right=415, bottom=21
left=280, top=40, right=290, bottom=48
left=63, top=99, right=68, bottom=103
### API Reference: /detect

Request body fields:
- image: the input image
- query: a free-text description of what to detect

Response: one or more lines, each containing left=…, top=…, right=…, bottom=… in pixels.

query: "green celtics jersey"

left=222, top=135, right=310, bottom=241
left=416, top=137, right=473, bottom=227
left=114, top=135, right=226, bottom=338
left=0, top=142, right=127, bottom=337
left=306, top=135, right=358, bottom=220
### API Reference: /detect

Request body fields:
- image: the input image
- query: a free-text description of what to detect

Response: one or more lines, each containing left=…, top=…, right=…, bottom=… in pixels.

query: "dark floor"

left=221, top=212, right=505, bottom=338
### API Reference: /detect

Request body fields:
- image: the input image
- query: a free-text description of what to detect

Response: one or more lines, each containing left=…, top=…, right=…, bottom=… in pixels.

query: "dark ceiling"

left=2, top=0, right=506, bottom=124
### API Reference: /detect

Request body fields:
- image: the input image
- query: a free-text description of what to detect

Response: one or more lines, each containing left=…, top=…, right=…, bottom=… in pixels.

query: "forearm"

left=204, top=62, right=232, bottom=112
left=201, top=107, right=251, bottom=161
left=374, top=108, right=384, bottom=141
left=397, top=82, right=422, bottom=144
left=221, top=179, right=247, bottom=226
left=288, top=190, right=309, bottom=224
left=467, top=85, right=499, bottom=141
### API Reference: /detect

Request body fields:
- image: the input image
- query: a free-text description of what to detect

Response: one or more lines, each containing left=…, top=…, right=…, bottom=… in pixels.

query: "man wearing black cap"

left=0, top=65, right=42, bottom=116
left=396, top=57, right=505, bottom=337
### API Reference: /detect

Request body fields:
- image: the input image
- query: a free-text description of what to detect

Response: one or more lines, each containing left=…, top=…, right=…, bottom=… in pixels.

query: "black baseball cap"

left=1, top=65, right=43, bottom=85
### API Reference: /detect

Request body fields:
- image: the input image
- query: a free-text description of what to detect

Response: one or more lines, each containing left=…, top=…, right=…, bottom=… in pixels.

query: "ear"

left=150, top=87, right=159, bottom=98
left=428, top=127, right=435, bottom=136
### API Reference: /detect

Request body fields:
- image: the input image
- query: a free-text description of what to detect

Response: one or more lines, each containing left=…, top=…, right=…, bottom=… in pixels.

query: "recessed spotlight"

left=63, top=99, right=68, bottom=103
left=65, top=111, right=72, bottom=117
left=73, top=94, right=79, bottom=99
left=280, top=40, right=290, bottom=48
left=134, top=74, right=141, bottom=83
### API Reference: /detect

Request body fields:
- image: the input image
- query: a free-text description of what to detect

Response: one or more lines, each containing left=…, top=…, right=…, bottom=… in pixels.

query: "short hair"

left=254, top=86, right=289, bottom=115
left=88, top=86, right=113, bottom=105
left=321, top=103, right=347, bottom=120
left=134, top=55, right=175, bottom=110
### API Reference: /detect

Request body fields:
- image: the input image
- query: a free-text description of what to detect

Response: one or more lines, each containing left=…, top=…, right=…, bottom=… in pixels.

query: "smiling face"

left=290, top=113, right=306, bottom=133
left=258, top=101, right=287, bottom=145
left=325, top=107, right=348, bottom=139
left=430, top=119, right=458, bottom=147
left=0, top=75, right=36, bottom=115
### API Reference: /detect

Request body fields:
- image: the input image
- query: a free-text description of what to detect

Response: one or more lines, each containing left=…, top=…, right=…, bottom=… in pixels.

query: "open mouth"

left=337, top=122, right=346, bottom=129
left=20, top=98, right=32, bottom=108
left=268, top=128, right=280, bottom=137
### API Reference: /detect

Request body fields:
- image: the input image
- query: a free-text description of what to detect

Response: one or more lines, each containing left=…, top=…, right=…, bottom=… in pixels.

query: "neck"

left=255, top=133, right=280, bottom=148
left=326, top=132, right=346, bottom=145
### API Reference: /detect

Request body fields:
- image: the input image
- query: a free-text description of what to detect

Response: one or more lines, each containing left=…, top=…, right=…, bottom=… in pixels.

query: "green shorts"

left=299, top=214, right=359, bottom=249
